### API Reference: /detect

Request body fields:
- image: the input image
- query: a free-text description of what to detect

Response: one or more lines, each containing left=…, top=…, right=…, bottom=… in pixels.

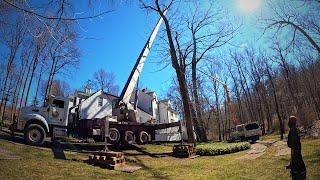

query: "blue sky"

left=72, top=2, right=171, bottom=97
left=67, top=0, right=273, bottom=97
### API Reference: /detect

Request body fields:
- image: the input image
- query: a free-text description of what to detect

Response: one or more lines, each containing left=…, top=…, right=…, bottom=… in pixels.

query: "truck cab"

left=17, top=95, right=69, bottom=146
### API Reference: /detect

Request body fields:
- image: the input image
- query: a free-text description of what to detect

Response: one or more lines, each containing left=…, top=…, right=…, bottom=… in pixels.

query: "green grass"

left=196, top=142, right=251, bottom=156
left=0, top=137, right=319, bottom=179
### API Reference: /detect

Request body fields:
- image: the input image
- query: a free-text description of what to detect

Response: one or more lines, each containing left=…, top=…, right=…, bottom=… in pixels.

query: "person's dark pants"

left=290, top=149, right=306, bottom=180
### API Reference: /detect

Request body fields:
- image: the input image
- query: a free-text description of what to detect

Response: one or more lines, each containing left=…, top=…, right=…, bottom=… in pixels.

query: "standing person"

left=287, top=116, right=306, bottom=179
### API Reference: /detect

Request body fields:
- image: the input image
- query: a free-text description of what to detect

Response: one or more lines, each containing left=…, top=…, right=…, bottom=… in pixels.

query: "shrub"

left=196, top=142, right=250, bottom=156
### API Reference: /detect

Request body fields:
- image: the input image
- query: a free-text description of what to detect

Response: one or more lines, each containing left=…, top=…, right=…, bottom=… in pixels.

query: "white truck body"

left=230, top=122, right=262, bottom=142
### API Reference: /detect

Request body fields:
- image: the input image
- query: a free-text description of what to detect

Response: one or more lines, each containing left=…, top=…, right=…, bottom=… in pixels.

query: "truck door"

left=49, top=99, right=67, bottom=126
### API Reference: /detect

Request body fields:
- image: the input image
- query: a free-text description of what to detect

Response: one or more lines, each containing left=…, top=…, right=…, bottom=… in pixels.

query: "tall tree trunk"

left=157, top=8, right=195, bottom=143
left=235, top=57, right=255, bottom=123
left=17, top=57, right=33, bottom=120
left=33, top=69, right=43, bottom=106
left=261, top=85, right=273, bottom=133
left=226, top=64, right=244, bottom=123
left=24, top=51, right=40, bottom=106
left=0, top=53, right=16, bottom=122
left=1, top=75, right=14, bottom=124
left=213, top=80, right=222, bottom=141
left=10, top=65, right=25, bottom=123
left=44, top=57, right=57, bottom=102
left=266, top=64, right=285, bottom=139
left=191, top=61, right=207, bottom=142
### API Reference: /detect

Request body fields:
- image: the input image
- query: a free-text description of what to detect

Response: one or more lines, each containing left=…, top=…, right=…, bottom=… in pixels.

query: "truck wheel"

left=24, top=124, right=46, bottom=146
left=138, top=131, right=149, bottom=144
left=124, top=131, right=135, bottom=145
left=240, top=136, right=245, bottom=142
left=108, top=128, right=120, bottom=144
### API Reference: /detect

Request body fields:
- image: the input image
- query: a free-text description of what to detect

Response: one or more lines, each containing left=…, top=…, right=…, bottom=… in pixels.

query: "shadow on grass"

left=0, top=129, right=171, bottom=157
left=51, top=140, right=66, bottom=160
left=1, top=129, right=66, bottom=160
left=117, top=144, right=172, bottom=158
left=131, top=155, right=170, bottom=179
left=0, top=128, right=52, bottom=147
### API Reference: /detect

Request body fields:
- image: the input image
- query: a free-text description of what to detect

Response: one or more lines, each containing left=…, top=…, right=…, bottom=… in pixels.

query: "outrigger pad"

left=172, top=143, right=196, bottom=158
left=87, top=151, right=125, bottom=170
left=86, top=150, right=141, bottom=172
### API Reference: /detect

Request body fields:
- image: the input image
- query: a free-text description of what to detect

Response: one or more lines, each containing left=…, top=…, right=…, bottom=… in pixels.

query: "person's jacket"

left=287, top=127, right=301, bottom=150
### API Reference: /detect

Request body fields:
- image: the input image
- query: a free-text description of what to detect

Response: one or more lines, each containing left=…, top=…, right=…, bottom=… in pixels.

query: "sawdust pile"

left=302, top=120, right=320, bottom=138
left=309, top=120, right=320, bottom=138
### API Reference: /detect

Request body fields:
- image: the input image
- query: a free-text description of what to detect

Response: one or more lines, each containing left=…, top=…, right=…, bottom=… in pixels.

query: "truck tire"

left=24, top=124, right=46, bottom=146
left=251, top=135, right=259, bottom=143
left=240, top=136, right=245, bottom=142
left=124, top=130, right=135, bottom=145
left=108, top=128, right=120, bottom=144
left=138, top=131, right=149, bottom=144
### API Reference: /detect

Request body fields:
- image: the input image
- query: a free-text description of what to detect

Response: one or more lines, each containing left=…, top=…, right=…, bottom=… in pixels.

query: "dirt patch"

left=272, top=140, right=286, bottom=147
left=275, top=147, right=290, bottom=157
left=237, top=152, right=266, bottom=160
left=308, top=120, right=320, bottom=138
left=115, top=164, right=142, bottom=173
left=237, top=143, right=267, bottom=160
left=273, top=140, right=290, bottom=157
left=0, top=147, right=21, bottom=160
left=258, top=139, right=277, bottom=147
left=237, top=140, right=291, bottom=160
left=247, top=143, right=267, bottom=154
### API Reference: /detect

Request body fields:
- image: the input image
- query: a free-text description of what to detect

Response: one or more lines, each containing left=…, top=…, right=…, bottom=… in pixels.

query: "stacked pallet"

left=88, top=151, right=125, bottom=170
left=172, top=143, right=195, bottom=158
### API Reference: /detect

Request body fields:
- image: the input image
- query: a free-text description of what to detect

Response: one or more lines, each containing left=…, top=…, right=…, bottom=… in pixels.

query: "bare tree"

left=262, top=1, right=320, bottom=53
left=44, top=22, right=80, bottom=99
left=183, top=2, right=237, bottom=141
left=92, top=69, right=119, bottom=95
left=140, top=0, right=196, bottom=143
left=48, top=79, right=73, bottom=97
left=0, top=20, right=25, bottom=123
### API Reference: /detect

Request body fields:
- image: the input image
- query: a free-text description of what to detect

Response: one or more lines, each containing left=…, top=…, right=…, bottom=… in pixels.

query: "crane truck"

left=15, top=12, right=180, bottom=146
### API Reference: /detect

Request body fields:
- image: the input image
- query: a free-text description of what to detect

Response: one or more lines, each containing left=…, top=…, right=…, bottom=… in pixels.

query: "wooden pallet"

left=172, top=144, right=196, bottom=158
left=88, top=151, right=125, bottom=170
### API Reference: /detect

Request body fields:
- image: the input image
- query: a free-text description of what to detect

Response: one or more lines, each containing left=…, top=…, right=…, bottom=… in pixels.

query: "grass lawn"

left=0, top=136, right=319, bottom=180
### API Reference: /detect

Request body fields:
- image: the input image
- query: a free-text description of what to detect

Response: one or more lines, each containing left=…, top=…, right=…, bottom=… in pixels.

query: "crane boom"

left=119, top=12, right=166, bottom=106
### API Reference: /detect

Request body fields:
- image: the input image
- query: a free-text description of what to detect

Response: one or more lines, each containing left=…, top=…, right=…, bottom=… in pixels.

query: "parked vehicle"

left=230, top=122, right=262, bottom=142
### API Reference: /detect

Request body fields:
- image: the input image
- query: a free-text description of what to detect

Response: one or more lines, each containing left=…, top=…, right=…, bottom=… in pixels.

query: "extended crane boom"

left=113, top=11, right=166, bottom=123
left=119, top=11, right=166, bottom=107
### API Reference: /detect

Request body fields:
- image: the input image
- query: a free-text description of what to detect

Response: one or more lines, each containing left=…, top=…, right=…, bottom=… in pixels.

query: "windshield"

left=245, top=123, right=259, bottom=130
left=52, top=99, right=65, bottom=108
left=236, top=125, right=244, bottom=131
